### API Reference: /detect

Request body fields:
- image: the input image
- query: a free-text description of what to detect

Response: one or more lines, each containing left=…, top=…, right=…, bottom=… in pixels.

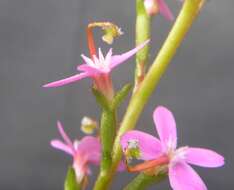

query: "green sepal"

left=64, top=167, right=81, bottom=190
left=111, top=84, right=132, bottom=109
left=92, top=87, right=110, bottom=110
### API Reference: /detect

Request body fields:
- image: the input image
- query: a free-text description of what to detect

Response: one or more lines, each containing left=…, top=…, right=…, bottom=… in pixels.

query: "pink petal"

left=50, top=140, right=74, bottom=155
left=185, top=147, right=225, bottom=168
left=81, top=54, right=95, bottom=66
left=110, top=40, right=150, bottom=69
left=77, top=136, right=101, bottom=165
left=77, top=64, right=101, bottom=74
left=153, top=106, right=177, bottom=150
left=144, top=0, right=158, bottom=15
left=157, top=0, right=174, bottom=21
left=56, top=121, right=75, bottom=152
left=169, top=161, right=207, bottom=190
left=43, top=72, right=90, bottom=88
left=73, top=161, right=87, bottom=183
left=105, top=48, right=113, bottom=63
left=120, top=130, right=162, bottom=160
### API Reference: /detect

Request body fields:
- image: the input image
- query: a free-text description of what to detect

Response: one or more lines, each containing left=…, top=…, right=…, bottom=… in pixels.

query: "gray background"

left=0, top=0, right=233, bottom=189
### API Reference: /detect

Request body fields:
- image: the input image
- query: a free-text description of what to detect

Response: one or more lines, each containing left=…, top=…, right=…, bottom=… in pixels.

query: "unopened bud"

left=144, top=0, right=159, bottom=16
left=80, top=117, right=98, bottom=134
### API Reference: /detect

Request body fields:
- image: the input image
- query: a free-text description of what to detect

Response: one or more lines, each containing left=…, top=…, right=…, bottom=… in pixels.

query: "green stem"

left=100, top=109, right=116, bottom=171
left=93, top=108, right=116, bottom=190
left=111, top=0, right=204, bottom=173
left=93, top=170, right=114, bottom=190
left=123, top=173, right=166, bottom=190
left=134, top=0, right=151, bottom=91
left=92, top=84, right=132, bottom=190
left=64, top=167, right=82, bottom=190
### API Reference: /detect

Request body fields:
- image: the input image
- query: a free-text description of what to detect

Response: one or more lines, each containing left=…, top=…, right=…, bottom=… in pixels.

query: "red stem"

left=127, top=155, right=169, bottom=173
left=86, top=27, right=97, bottom=58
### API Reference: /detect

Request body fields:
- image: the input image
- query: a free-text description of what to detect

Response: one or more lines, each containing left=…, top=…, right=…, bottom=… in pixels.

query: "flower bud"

left=80, top=117, right=98, bottom=135
left=144, top=0, right=159, bottom=16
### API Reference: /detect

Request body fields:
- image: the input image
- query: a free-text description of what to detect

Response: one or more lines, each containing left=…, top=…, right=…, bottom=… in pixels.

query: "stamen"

left=127, top=155, right=169, bottom=173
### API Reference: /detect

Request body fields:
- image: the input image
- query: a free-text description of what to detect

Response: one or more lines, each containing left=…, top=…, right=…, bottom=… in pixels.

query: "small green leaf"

left=112, top=84, right=133, bottom=108
left=64, top=167, right=81, bottom=190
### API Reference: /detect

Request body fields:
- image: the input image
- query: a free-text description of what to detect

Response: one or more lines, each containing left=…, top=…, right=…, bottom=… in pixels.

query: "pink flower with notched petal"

left=43, top=40, right=149, bottom=88
left=121, top=106, right=224, bottom=190
left=51, top=121, right=101, bottom=183
left=144, top=0, right=174, bottom=20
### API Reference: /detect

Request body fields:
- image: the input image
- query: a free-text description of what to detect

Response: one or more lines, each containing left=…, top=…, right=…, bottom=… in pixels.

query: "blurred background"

left=0, top=0, right=233, bottom=189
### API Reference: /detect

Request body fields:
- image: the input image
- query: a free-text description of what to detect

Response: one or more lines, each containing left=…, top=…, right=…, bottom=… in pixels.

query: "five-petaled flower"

left=43, top=40, right=149, bottom=100
left=51, top=121, right=101, bottom=185
left=121, top=106, right=224, bottom=190
left=144, top=0, right=174, bottom=20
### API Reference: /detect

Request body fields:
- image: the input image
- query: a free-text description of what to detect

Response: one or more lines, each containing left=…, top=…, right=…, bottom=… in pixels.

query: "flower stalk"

left=93, top=84, right=133, bottom=190
left=134, top=0, right=151, bottom=92
left=100, top=108, right=117, bottom=172
left=111, top=0, right=204, bottom=176
left=92, top=108, right=116, bottom=190
left=92, top=85, right=117, bottom=190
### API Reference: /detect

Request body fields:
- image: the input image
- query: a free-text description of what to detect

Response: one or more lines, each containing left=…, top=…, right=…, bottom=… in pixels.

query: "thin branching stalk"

left=134, top=0, right=151, bottom=92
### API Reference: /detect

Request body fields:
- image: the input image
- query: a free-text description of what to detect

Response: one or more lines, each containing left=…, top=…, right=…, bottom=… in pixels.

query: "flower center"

left=93, top=50, right=110, bottom=71
left=169, top=146, right=188, bottom=166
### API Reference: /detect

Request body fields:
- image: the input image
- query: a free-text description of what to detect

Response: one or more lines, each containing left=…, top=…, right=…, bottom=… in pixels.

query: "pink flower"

left=51, top=121, right=101, bottom=183
left=144, top=0, right=174, bottom=20
left=121, top=106, right=224, bottom=190
left=43, top=40, right=149, bottom=99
